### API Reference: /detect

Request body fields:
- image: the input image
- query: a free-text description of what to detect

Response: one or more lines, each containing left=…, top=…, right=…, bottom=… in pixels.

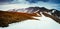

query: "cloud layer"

left=0, top=0, right=60, bottom=4
left=0, top=0, right=60, bottom=11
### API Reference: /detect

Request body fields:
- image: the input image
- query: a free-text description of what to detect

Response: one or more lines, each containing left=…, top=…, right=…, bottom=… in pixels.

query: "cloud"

left=26, top=0, right=60, bottom=4
left=48, top=0, right=60, bottom=4
left=0, top=0, right=60, bottom=11
left=26, top=0, right=49, bottom=3
left=0, top=0, right=60, bottom=4
left=26, top=0, right=40, bottom=3
left=0, top=0, right=13, bottom=2
left=0, top=4, right=31, bottom=11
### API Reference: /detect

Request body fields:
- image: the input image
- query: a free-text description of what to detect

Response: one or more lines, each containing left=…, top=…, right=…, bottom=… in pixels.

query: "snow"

left=0, top=12, right=60, bottom=29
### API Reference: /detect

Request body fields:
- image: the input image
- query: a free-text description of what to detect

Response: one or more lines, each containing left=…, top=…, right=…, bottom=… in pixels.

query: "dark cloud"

left=0, top=0, right=13, bottom=2
left=50, top=0, right=60, bottom=4
left=26, top=0, right=40, bottom=3
left=40, top=0, right=49, bottom=2
left=0, top=0, right=60, bottom=4
left=26, top=0, right=49, bottom=3
left=26, top=0, right=60, bottom=4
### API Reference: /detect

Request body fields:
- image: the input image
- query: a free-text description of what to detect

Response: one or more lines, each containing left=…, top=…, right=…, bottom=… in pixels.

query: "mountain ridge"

left=0, top=7, right=60, bottom=27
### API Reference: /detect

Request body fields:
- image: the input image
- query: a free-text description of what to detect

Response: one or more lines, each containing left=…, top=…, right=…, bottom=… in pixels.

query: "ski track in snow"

left=0, top=12, right=60, bottom=29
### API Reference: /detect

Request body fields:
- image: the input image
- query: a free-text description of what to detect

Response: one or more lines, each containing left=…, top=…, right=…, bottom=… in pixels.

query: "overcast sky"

left=0, top=0, right=60, bottom=11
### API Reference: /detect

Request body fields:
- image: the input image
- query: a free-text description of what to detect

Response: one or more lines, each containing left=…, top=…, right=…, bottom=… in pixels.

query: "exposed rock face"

left=27, top=7, right=60, bottom=19
left=26, top=7, right=60, bottom=24
left=49, top=9, right=60, bottom=19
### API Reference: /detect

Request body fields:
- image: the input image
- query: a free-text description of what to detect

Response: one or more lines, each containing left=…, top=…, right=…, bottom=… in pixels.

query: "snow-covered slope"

left=0, top=12, right=60, bottom=29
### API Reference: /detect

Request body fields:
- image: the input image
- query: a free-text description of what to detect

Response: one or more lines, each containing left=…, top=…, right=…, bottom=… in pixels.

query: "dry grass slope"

left=0, top=11, right=39, bottom=27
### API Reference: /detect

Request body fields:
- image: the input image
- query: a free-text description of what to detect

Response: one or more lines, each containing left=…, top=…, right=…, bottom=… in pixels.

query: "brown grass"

left=0, top=11, right=40, bottom=27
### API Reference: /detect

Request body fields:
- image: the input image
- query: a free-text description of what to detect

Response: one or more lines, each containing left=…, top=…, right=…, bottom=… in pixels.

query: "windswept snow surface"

left=0, top=12, right=60, bottom=29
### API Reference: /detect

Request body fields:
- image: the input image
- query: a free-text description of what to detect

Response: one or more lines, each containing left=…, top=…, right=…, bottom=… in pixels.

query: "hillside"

left=0, top=7, right=60, bottom=27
